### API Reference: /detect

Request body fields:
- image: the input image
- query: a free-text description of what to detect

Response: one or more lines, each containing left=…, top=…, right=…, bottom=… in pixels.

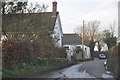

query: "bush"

left=52, top=47, right=67, bottom=58
left=2, top=39, right=37, bottom=69
left=3, top=57, right=68, bottom=78
left=36, top=57, right=67, bottom=65
left=106, top=45, right=119, bottom=78
left=2, top=37, right=67, bottom=69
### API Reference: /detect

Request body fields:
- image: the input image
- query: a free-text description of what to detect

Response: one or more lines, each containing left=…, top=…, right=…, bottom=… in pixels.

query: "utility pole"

left=82, top=20, right=84, bottom=59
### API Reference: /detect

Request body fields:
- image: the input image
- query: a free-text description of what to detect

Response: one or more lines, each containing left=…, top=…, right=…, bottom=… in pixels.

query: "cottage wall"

left=53, top=14, right=63, bottom=47
left=63, top=44, right=91, bottom=59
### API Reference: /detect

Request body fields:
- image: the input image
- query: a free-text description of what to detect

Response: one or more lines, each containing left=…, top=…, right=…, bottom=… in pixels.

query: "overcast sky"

left=28, top=0, right=119, bottom=34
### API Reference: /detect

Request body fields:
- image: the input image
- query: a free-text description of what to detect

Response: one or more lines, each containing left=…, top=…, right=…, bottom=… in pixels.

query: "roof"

left=2, top=12, right=58, bottom=33
left=63, top=34, right=82, bottom=45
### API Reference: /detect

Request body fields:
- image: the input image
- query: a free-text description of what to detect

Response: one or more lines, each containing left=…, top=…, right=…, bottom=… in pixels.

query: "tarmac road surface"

left=27, top=59, right=115, bottom=79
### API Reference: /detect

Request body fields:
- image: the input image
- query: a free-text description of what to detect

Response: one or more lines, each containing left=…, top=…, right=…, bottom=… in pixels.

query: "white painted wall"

left=94, top=42, right=99, bottom=51
left=63, top=44, right=91, bottom=59
left=53, top=14, right=63, bottom=47
left=94, top=42, right=108, bottom=51
left=101, top=43, right=108, bottom=51
left=63, top=45, right=81, bottom=55
left=84, top=46, right=91, bottom=59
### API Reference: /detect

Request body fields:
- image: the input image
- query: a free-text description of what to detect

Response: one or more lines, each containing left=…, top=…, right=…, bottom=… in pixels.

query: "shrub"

left=52, top=47, right=67, bottom=58
left=2, top=39, right=37, bottom=69
left=2, top=31, right=67, bottom=70
left=2, top=37, right=67, bottom=69
left=106, top=45, right=119, bottom=78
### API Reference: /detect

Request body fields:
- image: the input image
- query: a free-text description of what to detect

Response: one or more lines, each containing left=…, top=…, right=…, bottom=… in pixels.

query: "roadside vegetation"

left=2, top=32, right=68, bottom=78
left=3, top=57, right=68, bottom=78
left=106, top=44, right=119, bottom=78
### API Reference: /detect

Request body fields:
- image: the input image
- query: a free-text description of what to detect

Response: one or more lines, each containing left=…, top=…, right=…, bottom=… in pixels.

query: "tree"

left=1, top=1, right=48, bottom=14
left=89, top=34, right=95, bottom=52
left=1, top=2, right=6, bottom=14
left=103, top=30, right=117, bottom=49
left=1, top=1, right=28, bottom=14
left=102, top=21, right=117, bottom=50
left=27, top=2, right=48, bottom=13
left=95, top=32, right=105, bottom=51
left=75, top=20, right=100, bottom=52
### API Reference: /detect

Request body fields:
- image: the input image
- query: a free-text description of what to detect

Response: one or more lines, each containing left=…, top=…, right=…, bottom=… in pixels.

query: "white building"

left=63, top=34, right=91, bottom=59
left=101, top=43, right=108, bottom=51
left=94, top=42, right=108, bottom=51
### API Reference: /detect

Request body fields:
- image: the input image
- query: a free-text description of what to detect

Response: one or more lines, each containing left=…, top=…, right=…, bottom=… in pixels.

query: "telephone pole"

left=82, top=20, right=84, bottom=59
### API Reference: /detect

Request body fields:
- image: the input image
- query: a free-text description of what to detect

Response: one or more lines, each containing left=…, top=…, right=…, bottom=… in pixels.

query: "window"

left=64, top=46, right=69, bottom=50
left=76, top=46, right=81, bottom=49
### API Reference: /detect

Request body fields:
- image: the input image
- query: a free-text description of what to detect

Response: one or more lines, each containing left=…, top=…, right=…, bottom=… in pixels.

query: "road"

left=80, top=59, right=114, bottom=78
left=29, top=59, right=114, bottom=79
left=30, top=64, right=96, bottom=79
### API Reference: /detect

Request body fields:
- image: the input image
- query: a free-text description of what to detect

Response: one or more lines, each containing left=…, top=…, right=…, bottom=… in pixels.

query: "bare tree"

left=75, top=20, right=100, bottom=45
left=1, top=1, right=28, bottom=14
left=1, top=2, right=6, bottom=14
left=74, top=20, right=100, bottom=53
left=1, top=1, right=49, bottom=14
left=109, top=21, right=117, bottom=37
left=95, top=32, right=105, bottom=51
left=27, top=2, right=48, bottom=13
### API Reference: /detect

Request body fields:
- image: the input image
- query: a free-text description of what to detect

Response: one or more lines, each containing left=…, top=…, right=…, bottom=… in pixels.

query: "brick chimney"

left=52, top=0, right=57, bottom=17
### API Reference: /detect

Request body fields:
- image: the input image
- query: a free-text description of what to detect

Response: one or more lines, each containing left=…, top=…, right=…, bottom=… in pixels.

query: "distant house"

left=2, top=1, right=63, bottom=47
left=94, top=42, right=108, bottom=51
left=62, top=34, right=91, bottom=59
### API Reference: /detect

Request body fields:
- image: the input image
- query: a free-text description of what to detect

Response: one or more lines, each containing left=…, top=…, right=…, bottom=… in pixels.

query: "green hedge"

left=3, top=58, right=68, bottom=78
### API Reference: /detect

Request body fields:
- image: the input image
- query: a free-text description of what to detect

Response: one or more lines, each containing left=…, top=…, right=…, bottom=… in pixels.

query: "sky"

left=27, top=0, right=119, bottom=34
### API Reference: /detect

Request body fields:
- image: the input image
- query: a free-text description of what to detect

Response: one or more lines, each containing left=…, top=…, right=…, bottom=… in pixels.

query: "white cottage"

left=94, top=42, right=108, bottom=51
left=2, top=1, right=63, bottom=47
left=62, top=34, right=91, bottom=59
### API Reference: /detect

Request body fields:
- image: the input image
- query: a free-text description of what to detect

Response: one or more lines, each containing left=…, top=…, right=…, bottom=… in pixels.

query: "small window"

left=64, top=46, right=69, bottom=50
left=76, top=46, right=81, bottom=49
